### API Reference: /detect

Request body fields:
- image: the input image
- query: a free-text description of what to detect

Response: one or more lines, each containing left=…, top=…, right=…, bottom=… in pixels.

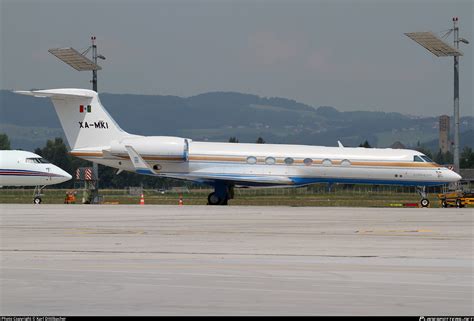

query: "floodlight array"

left=405, top=32, right=462, bottom=57
left=48, top=47, right=102, bottom=71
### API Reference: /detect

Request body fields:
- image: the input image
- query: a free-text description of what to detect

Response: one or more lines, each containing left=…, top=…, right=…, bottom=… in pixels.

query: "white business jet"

left=15, top=89, right=461, bottom=207
left=0, top=150, right=72, bottom=203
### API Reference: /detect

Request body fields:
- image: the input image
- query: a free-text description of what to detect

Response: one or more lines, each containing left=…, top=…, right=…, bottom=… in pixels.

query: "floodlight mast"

left=92, top=36, right=98, bottom=92
left=452, top=17, right=460, bottom=174
left=405, top=18, right=469, bottom=174
left=48, top=36, right=106, bottom=204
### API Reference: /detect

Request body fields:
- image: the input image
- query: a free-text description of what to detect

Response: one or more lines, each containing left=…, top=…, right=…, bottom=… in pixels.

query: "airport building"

left=439, top=115, right=451, bottom=154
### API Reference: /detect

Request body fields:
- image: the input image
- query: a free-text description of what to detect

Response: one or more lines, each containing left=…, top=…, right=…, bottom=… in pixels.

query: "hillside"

left=0, top=90, right=472, bottom=151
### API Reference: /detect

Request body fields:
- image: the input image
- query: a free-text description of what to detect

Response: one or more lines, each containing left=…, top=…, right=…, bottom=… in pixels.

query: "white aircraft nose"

left=447, top=169, right=462, bottom=182
left=54, top=168, right=72, bottom=184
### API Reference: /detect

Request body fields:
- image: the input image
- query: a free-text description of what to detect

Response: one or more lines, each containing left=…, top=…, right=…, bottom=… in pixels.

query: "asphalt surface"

left=0, top=204, right=472, bottom=315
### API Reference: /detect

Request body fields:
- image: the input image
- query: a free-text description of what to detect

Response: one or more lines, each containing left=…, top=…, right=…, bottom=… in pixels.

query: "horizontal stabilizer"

left=15, top=89, right=96, bottom=99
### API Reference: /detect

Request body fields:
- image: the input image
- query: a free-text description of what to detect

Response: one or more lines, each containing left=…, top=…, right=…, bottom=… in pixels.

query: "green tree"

left=460, top=147, right=474, bottom=169
left=0, top=133, right=11, bottom=150
left=414, top=142, right=433, bottom=159
left=434, top=149, right=453, bottom=165
left=256, top=137, right=265, bottom=144
left=34, top=138, right=72, bottom=173
left=358, top=140, right=371, bottom=148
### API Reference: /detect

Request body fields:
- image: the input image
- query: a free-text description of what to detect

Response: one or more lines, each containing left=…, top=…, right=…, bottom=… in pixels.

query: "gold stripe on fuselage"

left=70, top=152, right=439, bottom=168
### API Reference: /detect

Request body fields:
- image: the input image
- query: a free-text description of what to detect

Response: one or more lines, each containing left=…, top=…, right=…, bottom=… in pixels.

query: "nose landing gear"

left=416, top=186, right=430, bottom=208
left=33, top=185, right=45, bottom=204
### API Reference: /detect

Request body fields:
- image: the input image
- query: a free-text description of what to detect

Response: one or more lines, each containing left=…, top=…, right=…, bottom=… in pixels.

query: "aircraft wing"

left=124, top=145, right=157, bottom=175
left=162, top=172, right=294, bottom=187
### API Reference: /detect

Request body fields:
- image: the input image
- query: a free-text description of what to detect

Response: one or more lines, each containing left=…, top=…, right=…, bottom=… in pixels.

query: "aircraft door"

left=46, top=167, right=52, bottom=181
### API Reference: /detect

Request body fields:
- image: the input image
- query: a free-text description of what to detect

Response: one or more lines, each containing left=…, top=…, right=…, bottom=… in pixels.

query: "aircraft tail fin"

left=15, top=89, right=135, bottom=150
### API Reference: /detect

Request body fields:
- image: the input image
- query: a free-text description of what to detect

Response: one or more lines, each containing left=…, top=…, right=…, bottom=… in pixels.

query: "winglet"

left=337, top=140, right=344, bottom=148
left=124, top=145, right=156, bottom=175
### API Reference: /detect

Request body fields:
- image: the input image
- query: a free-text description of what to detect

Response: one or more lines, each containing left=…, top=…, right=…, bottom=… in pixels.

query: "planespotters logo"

left=420, top=317, right=474, bottom=321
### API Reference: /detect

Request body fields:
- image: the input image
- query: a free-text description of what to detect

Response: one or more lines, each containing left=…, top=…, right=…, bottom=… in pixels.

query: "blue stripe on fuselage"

left=290, top=177, right=446, bottom=187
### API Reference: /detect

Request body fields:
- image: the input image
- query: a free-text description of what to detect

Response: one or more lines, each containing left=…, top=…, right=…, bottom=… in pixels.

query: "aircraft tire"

left=33, top=197, right=42, bottom=204
left=420, top=198, right=429, bottom=208
left=208, top=192, right=221, bottom=205
left=207, top=192, right=229, bottom=205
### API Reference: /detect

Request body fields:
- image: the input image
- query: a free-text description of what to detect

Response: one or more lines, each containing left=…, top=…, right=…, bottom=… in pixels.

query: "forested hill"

left=1, top=90, right=472, bottom=151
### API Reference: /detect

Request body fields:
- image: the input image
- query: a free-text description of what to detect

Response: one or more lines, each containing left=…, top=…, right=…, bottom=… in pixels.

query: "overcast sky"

left=1, top=0, right=472, bottom=117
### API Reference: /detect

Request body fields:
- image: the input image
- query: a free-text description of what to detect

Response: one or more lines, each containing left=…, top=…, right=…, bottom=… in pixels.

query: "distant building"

left=390, top=141, right=406, bottom=149
left=439, top=115, right=450, bottom=153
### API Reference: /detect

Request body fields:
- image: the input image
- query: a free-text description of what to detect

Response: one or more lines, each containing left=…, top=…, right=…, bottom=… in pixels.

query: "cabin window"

left=265, top=157, right=276, bottom=165
left=247, top=156, right=257, bottom=164
left=153, top=164, right=162, bottom=170
left=420, top=155, right=433, bottom=163
left=341, top=159, right=351, bottom=166
left=303, top=158, right=313, bottom=166
left=322, top=159, right=332, bottom=166
left=284, top=157, right=294, bottom=165
left=413, top=155, right=424, bottom=162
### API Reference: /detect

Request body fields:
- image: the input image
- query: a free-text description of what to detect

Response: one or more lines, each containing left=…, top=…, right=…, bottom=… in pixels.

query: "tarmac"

left=0, top=204, right=473, bottom=315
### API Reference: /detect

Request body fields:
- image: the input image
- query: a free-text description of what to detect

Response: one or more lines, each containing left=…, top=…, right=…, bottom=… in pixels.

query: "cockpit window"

left=420, top=155, right=433, bottom=163
left=413, top=155, right=424, bottom=162
left=26, top=157, right=50, bottom=164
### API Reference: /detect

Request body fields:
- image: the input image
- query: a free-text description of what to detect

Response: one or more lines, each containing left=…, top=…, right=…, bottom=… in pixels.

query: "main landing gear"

left=416, top=186, right=430, bottom=208
left=207, top=183, right=234, bottom=205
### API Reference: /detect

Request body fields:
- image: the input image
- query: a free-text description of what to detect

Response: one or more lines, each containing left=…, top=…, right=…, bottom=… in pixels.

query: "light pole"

left=49, top=36, right=106, bottom=203
left=405, top=18, right=469, bottom=173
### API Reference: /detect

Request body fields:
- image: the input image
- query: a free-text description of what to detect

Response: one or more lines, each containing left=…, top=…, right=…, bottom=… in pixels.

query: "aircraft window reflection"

left=341, top=159, right=351, bottom=166
left=265, top=157, right=276, bottom=165
left=303, top=158, right=313, bottom=166
left=322, top=159, right=332, bottom=166
left=284, top=157, right=294, bottom=165
left=420, top=155, right=433, bottom=163
left=26, top=158, right=50, bottom=164
left=247, top=156, right=257, bottom=164
left=413, top=156, right=424, bottom=162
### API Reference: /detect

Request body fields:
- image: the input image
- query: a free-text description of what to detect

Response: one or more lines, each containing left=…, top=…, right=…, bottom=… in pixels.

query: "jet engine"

left=109, top=136, right=190, bottom=161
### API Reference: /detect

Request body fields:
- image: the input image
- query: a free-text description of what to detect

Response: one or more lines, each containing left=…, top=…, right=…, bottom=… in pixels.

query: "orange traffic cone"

left=139, top=193, right=145, bottom=205
left=178, top=194, right=183, bottom=206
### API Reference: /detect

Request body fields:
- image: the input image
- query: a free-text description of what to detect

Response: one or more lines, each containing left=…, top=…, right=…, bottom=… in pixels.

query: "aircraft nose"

left=56, top=169, right=72, bottom=183
left=448, top=170, right=462, bottom=182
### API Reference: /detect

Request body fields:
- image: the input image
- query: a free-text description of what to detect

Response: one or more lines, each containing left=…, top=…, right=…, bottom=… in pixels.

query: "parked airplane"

left=16, top=88, right=461, bottom=207
left=0, top=150, right=72, bottom=203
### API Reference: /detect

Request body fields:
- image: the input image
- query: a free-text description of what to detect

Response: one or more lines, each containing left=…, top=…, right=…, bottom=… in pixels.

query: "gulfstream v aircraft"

left=0, top=150, right=72, bottom=203
left=16, top=89, right=461, bottom=206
